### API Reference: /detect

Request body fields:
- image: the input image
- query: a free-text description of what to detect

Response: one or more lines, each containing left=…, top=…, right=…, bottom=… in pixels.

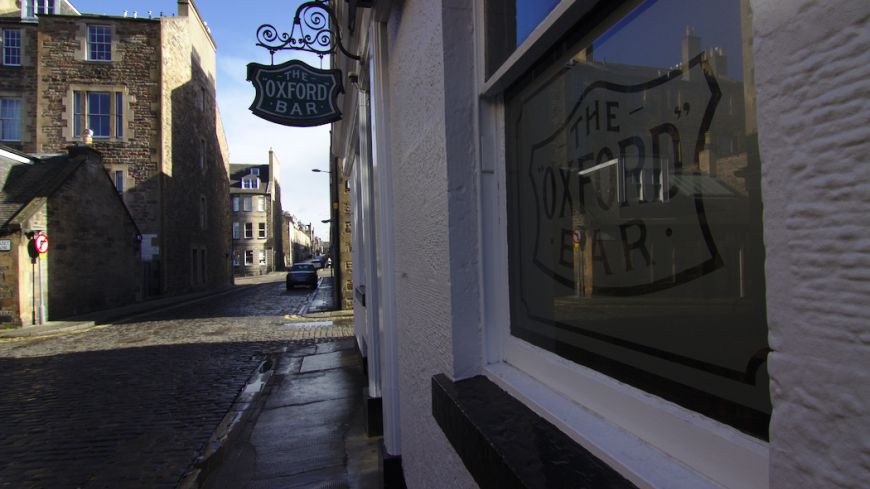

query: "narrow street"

left=0, top=273, right=353, bottom=489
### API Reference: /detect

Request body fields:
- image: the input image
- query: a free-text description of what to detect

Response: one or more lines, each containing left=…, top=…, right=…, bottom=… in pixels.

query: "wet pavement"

left=199, top=338, right=381, bottom=489
left=0, top=273, right=366, bottom=488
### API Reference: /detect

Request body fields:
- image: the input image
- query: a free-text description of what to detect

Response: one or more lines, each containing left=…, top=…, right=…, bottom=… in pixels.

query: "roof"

left=0, top=145, right=139, bottom=235
left=229, top=163, right=270, bottom=194
left=0, top=151, right=81, bottom=230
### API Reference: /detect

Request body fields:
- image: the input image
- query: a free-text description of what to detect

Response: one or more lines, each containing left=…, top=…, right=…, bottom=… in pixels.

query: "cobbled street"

left=0, top=274, right=352, bottom=489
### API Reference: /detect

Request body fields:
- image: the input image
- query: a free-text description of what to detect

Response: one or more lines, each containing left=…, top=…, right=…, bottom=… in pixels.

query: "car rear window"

left=291, top=264, right=313, bottom=271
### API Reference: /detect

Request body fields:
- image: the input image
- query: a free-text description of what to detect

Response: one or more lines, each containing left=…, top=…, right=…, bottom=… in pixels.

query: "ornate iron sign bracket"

left=255, top=0, right=360, bottom=64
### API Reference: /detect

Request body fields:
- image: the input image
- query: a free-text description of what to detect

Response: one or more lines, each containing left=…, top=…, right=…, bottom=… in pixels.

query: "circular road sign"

left=34, top=233, right=48, bottom=254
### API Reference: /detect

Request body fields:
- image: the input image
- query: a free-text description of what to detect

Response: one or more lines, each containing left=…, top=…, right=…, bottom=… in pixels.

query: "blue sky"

left=71, top=0, right=333, bottom=239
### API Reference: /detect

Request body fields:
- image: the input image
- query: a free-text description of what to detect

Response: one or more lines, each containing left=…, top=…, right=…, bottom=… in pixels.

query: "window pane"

left=0, top=99, right=21, bottom=141
left=485, top=0, right=560, bottom=76
left=88, top=25, right=111, bottom=61
left=114, top=170, right=123, bottom=192
left=115, top=92, right=123, bottom=138
left=3, top=30, right=21, bottom=66
left=504, top=0, right=768, bottom=438
left=73, top=91, right=83, bottom=137
left=88, top=92, right=110, bottom=137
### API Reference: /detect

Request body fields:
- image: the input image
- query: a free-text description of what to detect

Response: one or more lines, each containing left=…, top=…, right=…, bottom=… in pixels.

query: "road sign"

left=34, top=233, right=48, bottom=254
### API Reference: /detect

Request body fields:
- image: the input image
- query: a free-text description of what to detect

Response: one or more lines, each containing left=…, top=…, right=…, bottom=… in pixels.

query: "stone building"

left=282, top=212, right=313, bottom=267
left=0, top=0, right=231, bottom=297
left=230, top=149, right=283, bottom=276
left=0, top=145, right=141, bottom=326
left=331, top=1, right=869, bottom=488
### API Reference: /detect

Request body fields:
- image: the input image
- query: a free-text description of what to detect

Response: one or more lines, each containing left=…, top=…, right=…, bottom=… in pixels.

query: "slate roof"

left=0, top=150, right=82, bottom=232
left=229, top=164, right=270, bottom=194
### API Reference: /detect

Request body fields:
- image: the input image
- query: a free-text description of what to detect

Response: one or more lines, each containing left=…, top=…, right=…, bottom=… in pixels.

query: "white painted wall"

left=375, top=0, right=870, bottom=487
left=753, top=0, right=870, bottom=487
left=385, top=0, right=480, bottom=487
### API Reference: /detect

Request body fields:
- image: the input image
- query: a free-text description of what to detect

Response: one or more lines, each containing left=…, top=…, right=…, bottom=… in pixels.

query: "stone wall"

left=44, top=151, right=142, bottom=318
left=338, top=165, right=352, bottom=310
left=160, top=1, right=230, bottom=294
left=34, top=16, right=162, bottom=236
left=0, top=231, right=22, bottom=324
left=0, top=21, right=39, bottom=152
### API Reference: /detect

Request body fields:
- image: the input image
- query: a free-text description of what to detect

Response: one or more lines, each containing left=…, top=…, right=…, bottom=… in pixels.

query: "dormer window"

left=242, top=175, right=259, bottom=189
left=22, top=0, right=55, bottom=17
left=36, top=0, right=56, bottom=15
left=250, top=168, right=260, bottom=176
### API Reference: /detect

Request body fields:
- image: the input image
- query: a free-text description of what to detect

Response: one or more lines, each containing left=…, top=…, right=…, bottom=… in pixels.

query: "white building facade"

left=331, top=1, right=870, bottom=488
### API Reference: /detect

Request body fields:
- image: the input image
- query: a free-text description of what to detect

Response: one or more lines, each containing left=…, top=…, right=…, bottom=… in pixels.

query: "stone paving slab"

left=0, top=279, right=355, bottom=489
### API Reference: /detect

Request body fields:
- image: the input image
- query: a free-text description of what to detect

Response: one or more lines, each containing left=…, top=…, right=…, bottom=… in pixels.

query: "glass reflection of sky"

left=516, top=0, right=560, bottom=46
left=592, top=0, right=744, bottom=80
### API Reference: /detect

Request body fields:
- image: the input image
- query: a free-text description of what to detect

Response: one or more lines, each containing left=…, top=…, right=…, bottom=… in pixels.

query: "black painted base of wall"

left=363, top=390, right=383, bottom=437
left=382, top=447, right=407, bottom=489
left=432, top=374, right=638, bottom=489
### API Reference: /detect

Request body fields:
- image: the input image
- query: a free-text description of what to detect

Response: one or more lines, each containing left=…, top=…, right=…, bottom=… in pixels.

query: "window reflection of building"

left=506, top=0, right=768, bottom=437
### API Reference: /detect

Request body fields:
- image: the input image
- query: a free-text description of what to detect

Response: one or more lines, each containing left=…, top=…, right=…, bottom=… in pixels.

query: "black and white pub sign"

left=247, top=59, right=343, bottom=127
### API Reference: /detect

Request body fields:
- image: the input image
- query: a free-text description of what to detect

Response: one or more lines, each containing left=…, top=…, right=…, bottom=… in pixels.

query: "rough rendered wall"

left=753, top=1, right=870, bottom=487
left=387, top=1, right=478, bottom=487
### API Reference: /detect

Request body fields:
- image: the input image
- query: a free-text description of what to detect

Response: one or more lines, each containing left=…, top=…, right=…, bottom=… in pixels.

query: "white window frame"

left=242, top=176, right=259, bottom=189
left=2, top=29, right=22, bottom=67
left=474, top=2, right=768, bottom=489
left=257, top=195, right=266, bottom=212
left=232, top=222, right=240, bottom=240
left=243, top=196, right=252, bottom=212
left=258, top=222, right=266, bottom=239
left=232, top=196, right=239, bottom=212
left=244, top=222, right=253, bottom=239
left=258, top=250, right=266, bottom=265
left=244, top=250, right=253, bottom=265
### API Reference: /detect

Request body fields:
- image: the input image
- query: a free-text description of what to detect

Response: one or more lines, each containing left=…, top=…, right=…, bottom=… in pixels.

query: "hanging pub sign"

left=248, top=0, right=362, bottom=127
left=247, top=60, right=343, bottom=127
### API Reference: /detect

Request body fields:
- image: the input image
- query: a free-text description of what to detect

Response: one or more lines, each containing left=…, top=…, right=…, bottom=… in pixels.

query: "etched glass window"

left=504, top=0, right=768, bottom=438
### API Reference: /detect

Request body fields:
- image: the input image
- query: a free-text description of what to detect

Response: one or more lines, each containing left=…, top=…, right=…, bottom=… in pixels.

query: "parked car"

left=309, top=258, right=323, bottom=270
left=286, top=263, right=318, bottom=290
